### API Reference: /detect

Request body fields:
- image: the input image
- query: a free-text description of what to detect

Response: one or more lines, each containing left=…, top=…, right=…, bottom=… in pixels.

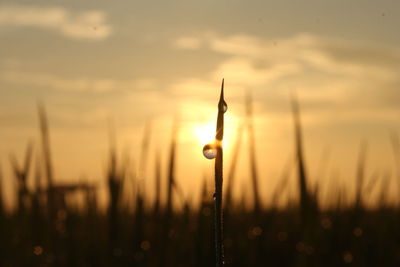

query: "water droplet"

left=222, top=101, right=228, bottom=113
left=140, top=240, right=151, bottom=251
left=343, top=251, right=353, bottom=263
left=33, top=246, right=43, bottom=256
left=213, top=193, right=216, bottom=200
left=203, top=143, right=217, bottom=159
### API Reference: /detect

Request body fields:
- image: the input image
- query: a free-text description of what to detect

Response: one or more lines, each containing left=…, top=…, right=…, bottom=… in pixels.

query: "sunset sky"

left=1, top=0, right=399, bottom=209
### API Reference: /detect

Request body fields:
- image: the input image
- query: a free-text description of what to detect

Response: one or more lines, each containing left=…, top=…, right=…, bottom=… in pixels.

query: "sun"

left=193, top=121, right=216, bottom=147
left=192, top=116, right=237, bottom=151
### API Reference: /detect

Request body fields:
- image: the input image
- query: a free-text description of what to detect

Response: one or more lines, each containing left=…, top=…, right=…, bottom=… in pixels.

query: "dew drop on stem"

left=203, top=143, right=217, bottom=159
left=222, top=101, right=228, bottom=113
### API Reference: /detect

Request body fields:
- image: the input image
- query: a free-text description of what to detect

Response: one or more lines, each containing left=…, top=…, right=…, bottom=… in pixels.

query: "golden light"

left=193, top=121, right=216, bottom=147
left=192, top=115, right=237, bottom=151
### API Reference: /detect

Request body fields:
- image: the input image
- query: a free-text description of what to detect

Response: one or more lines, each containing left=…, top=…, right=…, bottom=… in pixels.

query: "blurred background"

left=0, top=0, right=399, bottom=266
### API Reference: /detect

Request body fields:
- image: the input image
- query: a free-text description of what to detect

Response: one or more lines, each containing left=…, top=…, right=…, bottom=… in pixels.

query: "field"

left=0, top=94, right=399, bottom=267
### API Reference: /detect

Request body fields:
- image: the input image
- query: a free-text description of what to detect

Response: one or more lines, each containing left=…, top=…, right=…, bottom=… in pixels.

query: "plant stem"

left=246, top=92, right=261, bottom=213
left=214, top=79, right=225, bottom=267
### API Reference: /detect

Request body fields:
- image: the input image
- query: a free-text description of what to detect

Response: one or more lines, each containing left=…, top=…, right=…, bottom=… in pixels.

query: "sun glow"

left=194, top=121, right=216, bottom=147
left=192, top=116, right=237, bottom=151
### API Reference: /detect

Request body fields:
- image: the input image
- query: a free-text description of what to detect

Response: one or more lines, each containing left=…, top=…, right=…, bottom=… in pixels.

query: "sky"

left=0, top=0, right=399, bottom=210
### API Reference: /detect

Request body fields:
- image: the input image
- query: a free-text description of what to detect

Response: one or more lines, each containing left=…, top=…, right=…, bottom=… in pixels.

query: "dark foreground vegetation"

left=2, top=199, right=400, bottom=267
left=0, top=97, right=399, bottom=267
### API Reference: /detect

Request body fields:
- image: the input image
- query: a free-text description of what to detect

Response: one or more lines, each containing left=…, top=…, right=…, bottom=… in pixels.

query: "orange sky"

left=0, top=1, right=399, bottom=210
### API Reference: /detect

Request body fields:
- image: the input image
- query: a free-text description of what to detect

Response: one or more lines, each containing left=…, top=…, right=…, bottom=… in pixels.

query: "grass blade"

left=213, top=79, right=226, bottom=267
left=224, top=124, right=243, bottom=210
left=290, top=92, right=316, bottom=221
left=38, top=103, right=54, bottom=187
left=355, top=141, right=367, bottom=209
left=245, top=92, right=261, bottom=213
left=153, top=150, right=162, bottom=214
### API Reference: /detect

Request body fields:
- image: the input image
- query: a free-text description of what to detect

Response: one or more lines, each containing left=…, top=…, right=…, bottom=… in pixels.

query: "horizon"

left=1, top=1, right=399, bottom=210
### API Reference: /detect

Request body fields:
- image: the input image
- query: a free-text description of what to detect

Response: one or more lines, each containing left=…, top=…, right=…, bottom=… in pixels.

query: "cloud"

left=0, top=70, right=156, bottom=93
left=0, top=4, right=112, bottom=40
left=172, top=36, right=203, bottom=50
left=169, top=32, right=400, bottom=124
